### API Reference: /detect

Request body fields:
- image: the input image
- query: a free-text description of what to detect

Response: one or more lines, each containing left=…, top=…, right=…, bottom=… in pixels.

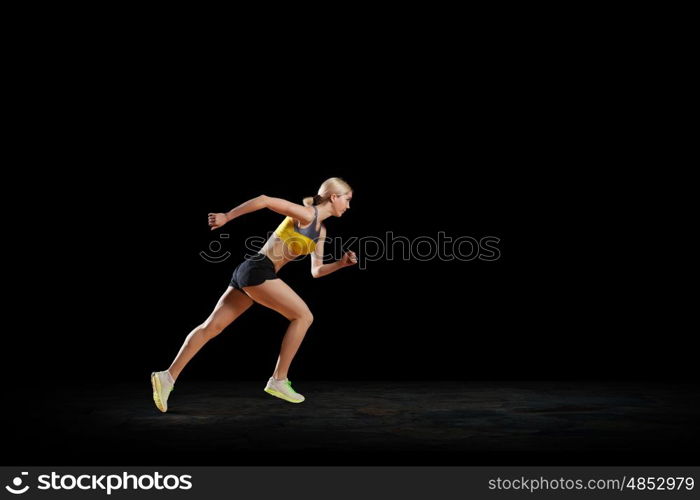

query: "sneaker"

left=151, top=370, right=174, bottom=412
left=264, top=377, right=305, bottom=403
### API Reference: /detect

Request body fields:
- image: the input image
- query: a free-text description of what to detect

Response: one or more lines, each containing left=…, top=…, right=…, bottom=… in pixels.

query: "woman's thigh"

left=202, top=286, right=255, bottom=330
left=242, top=279, right=312, bottom=321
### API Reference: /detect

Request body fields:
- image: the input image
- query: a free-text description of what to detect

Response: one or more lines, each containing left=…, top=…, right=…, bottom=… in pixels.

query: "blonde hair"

left=303, top=177, right=352, bottom=207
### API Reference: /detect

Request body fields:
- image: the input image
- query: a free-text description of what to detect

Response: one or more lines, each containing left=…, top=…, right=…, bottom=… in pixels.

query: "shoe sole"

left=264, top=387, right=304, bottom=403
left=151, top=373, right=167, bottom=412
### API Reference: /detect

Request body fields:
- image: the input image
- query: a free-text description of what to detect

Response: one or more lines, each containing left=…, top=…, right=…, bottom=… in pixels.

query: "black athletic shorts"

left=229, top=254, right=278, bottom=289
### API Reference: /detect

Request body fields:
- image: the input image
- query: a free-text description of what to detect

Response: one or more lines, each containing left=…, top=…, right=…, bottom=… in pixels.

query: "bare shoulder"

left=294, top=206, right=317, bottom=228
left=265, top=195, right=315, bottom=226
left=294, top=204, right=316, bottom=223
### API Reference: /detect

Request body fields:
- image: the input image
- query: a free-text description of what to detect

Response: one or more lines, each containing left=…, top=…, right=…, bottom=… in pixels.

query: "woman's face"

left=331, top=191, right=353, bottom=217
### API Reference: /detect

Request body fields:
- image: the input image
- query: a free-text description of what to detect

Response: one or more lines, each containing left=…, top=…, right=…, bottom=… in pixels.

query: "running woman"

left=151, top=177, right=356, bottom=411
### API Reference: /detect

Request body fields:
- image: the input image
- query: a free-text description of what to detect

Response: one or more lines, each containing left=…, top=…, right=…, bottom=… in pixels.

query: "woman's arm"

left=311, top=226, right=357, bottom=278
left=208, top=195, right=315, bottom=230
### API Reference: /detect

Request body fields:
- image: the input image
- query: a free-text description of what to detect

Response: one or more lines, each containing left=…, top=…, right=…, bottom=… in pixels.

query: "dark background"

left=33, top=159, right=689, bottom=384
left=5, top=28, right=694, bottom=469
left=7, top=0, right=691, bottom=390
left=18, top=51, right=690, bottom=383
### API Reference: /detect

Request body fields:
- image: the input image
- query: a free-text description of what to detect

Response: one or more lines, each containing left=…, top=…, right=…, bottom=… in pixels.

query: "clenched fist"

left=208, top=213, right=228, bottom=230
left=340, top=250, right=358, bottom=267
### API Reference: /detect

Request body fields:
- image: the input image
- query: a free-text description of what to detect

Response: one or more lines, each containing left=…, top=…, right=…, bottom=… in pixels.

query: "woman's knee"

left=293, top=309, right=314, bottom=325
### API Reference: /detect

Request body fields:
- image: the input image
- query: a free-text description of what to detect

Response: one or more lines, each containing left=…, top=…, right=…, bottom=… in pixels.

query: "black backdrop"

left=32, top=161, right=689, bottom=384
left=12, top=39, right=691, bottom=387
left=2, top=21, right=694, bottom=475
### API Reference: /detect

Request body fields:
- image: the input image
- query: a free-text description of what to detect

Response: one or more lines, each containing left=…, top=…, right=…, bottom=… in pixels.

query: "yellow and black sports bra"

left=274, top=205, right=322, bottom=255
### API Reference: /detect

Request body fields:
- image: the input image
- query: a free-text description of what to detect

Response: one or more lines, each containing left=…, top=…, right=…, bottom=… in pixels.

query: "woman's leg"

left=242, top=279, right=313, bottom=380
left=168, top=287, right=254, bottom=381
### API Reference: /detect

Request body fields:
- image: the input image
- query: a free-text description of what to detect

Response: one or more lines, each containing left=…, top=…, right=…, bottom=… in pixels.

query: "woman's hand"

left=208, top=213, right=229, bottom=230
left=340, top=250, right=358, bottom=267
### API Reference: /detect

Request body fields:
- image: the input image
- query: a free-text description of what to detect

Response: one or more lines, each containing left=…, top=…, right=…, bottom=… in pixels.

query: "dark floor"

left=7, top=380, right=699, bottom=465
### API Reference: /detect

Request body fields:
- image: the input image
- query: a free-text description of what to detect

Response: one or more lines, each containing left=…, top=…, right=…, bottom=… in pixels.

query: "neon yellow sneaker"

left=151, top=370, right=174, bottom=412
left=264, top=377, right=305, bottom=403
